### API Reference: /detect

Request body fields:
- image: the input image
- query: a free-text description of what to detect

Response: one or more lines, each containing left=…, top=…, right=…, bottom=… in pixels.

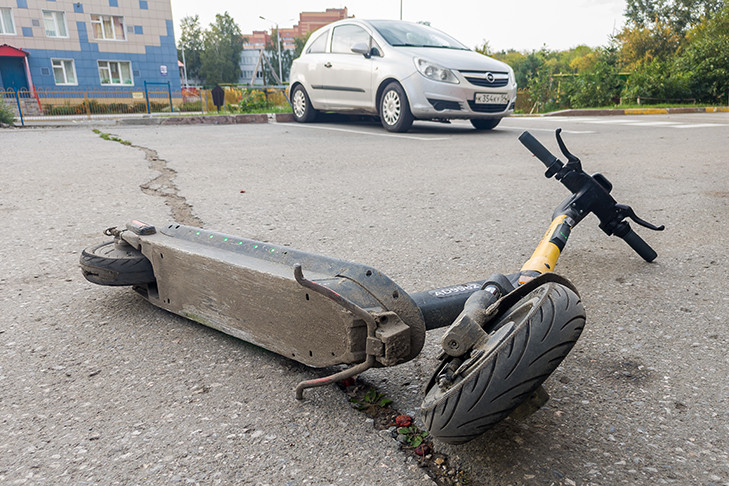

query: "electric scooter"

left=80, top=130, right=663, bottom=444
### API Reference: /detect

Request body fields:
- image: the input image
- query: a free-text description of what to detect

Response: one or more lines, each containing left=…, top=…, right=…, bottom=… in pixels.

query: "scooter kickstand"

left=293, top=264, right=378, bottom=400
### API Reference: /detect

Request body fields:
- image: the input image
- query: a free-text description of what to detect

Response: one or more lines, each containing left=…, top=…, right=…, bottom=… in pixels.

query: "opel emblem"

left=486, top=72, right=495, bottom=83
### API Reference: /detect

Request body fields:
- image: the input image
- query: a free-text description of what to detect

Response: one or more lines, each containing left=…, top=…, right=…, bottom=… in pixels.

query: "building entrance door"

left=0, top=56, right=29, bottom=91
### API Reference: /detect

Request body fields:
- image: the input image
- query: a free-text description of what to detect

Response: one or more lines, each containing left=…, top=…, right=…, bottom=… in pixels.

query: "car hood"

left=394, top=47, right=509, bottom=73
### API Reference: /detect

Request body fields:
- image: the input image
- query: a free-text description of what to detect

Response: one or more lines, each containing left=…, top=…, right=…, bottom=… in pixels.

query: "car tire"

left=291, top=85, right=318, bottom=123
left=379, top=82, right=414, bottom=132
left=471, top=118, right=501, bottom=130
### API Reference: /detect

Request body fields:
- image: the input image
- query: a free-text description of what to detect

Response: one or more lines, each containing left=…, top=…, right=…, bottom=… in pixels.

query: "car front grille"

left=467, top=101, right=510, bottom=113
left=464, top=77, right=509, bottom=88
left=428, top=98, right=462, bottom=111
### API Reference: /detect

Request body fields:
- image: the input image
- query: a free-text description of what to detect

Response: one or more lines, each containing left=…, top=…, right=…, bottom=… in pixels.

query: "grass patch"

left=93, top=128, right=132, bottom=146
left=0, top=102, right=15, bottom=125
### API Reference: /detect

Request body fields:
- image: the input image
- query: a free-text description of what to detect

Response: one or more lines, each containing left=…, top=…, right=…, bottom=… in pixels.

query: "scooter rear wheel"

left=421, top=282, right=585, bottom=444
left=80, top=240, right=155, bottom=286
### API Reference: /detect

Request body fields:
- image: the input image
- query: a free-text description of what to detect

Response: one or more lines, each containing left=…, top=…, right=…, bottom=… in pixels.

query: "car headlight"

left=414, top=58, right=459, bottom=84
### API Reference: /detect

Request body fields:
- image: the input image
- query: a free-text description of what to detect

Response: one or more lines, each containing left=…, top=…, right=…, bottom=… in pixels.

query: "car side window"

left=331, top=25, right=370, bottom=54
left=306, top=30, right=329, bottom=54
left=370, top=39, right=383, bottom=57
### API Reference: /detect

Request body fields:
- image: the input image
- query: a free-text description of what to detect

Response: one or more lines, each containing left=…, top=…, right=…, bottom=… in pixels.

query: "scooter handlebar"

left=519, top=130, right=662, bottom=263
left=617, top=225, right=658, bottom=262
left=518, top=131, right=561, bottom=170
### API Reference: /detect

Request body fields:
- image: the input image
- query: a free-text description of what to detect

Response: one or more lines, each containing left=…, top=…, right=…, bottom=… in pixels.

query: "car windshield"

left=369, top=20, right=469, bottom=50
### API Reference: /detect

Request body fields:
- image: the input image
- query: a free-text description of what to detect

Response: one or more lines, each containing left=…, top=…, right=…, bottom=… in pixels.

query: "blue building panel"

left=4, top=1, right=181, bottom=96
left=139, top=1, right=148, bottom=10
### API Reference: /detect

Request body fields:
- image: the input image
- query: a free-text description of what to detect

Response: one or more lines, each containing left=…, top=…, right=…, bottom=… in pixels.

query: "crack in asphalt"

left=135, top=144, right=204, bottom=228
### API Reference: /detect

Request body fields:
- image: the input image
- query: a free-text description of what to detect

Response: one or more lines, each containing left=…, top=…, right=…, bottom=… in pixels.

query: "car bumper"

left=401, top=74, right=517, bottom=120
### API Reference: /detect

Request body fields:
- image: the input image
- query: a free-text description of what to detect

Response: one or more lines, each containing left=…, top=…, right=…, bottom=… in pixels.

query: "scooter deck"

left=126, top=223, right=426, bottom=368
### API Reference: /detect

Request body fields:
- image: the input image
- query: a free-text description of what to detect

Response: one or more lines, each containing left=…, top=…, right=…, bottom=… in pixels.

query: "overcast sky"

left=169, top=0, right=628, bottom=52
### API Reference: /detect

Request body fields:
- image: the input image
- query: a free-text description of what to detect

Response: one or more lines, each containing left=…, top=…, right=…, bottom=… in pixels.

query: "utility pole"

left=180, top=47, right=188, bottom=87
left=259, top=16, right=283, bottom=85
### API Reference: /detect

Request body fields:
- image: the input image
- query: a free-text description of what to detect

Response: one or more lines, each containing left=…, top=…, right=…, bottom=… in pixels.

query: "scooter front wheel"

left=421, top=282, right=585, bottom=444
left=80, top=240, right=155, bottom=286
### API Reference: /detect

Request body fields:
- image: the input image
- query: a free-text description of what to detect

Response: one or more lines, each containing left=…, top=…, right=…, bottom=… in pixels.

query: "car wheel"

left=291, top=85, right=318, bottom=123
left=379, top=82, right=414, bottom=132
left=471, top=118, right=501, bottom=130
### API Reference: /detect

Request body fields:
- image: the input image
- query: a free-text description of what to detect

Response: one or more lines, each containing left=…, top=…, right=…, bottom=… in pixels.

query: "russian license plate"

left=474, top=93, right=509, bottom=104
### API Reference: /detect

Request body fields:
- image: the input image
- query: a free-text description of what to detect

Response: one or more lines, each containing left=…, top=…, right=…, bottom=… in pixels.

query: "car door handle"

left=324, top=62, right=332, bottom=68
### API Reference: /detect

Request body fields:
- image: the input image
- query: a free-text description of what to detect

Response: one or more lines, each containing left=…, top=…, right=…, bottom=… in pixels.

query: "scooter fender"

left=122, top=222, right=426, bottom=368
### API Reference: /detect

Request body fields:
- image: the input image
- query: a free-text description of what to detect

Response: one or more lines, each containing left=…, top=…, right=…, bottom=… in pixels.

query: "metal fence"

left=0, top=85, right=290, bottom=125
left=180, top=85, right=289, bottom=113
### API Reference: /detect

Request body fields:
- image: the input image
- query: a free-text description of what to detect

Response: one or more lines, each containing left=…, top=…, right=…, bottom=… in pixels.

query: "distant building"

left=239, top=7, right=350, bottom=85
left=0, top=0, right=180, bottom=93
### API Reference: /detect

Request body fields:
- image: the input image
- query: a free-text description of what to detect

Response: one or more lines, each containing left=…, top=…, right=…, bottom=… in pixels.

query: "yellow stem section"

left=520, top=214, right=569, bottom=275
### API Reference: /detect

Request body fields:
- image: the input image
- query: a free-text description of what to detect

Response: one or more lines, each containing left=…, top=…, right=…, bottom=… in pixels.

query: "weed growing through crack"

left=340, top=379, right=469, bottom=485
left=92, top=128, right=132, bottom=145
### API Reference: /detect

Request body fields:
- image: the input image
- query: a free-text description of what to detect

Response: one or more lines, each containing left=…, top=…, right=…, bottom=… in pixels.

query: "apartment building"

left=0, top=0, right=180, bottom=93
left=240, top=7, right=350, bottom=85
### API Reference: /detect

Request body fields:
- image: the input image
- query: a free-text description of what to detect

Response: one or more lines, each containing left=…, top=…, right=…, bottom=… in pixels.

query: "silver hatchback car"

left=288, top=19, right=517, bottom=132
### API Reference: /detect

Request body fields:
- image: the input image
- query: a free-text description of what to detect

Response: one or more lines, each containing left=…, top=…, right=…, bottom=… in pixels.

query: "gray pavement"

left=1, top=113, right=728, bottom=485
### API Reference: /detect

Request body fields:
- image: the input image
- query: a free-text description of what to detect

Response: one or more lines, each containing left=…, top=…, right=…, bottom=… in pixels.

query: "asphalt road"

left=1, top=112, right=728, bottom=485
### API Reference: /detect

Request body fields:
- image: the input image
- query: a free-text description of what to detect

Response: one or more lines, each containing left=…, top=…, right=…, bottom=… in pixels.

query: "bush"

left=621, top=59, right=692, bottom=103
left=565, top=47, right=624, bottom=108
left=0, top=101, right=14, bottom=125
left=238, top=89, right=270, bottom=111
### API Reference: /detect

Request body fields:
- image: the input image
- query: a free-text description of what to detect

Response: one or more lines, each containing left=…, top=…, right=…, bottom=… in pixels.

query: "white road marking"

left=501, top=126, right=596, bottom=134
left=672, top=123, right=727, bottom=128
left=583, top=119, right=636, bottom=124
left=287, top=123, right=449, bottom=140
left=621, top=121, right=682, bottom=126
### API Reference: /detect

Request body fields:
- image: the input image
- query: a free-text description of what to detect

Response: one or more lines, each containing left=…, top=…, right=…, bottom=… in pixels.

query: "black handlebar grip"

left=621, top=228, right=658, bottom=262
left=519, top=131, right=560, bottom=169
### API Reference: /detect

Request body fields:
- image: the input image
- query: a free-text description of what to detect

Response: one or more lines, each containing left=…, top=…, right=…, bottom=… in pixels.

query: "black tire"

left=291, top=85, right=318, bottom=123
left=379, top=81, right=414, bottom=132
left=470, top=118, right=501, bottom=130
left=421, top=282, right=585, bottom=444
left=80, top=240, right=155, bottom=286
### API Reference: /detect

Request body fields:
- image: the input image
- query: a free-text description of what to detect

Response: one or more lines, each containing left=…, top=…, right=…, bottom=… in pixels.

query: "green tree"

left=199, top=12, right=245, bottom=86
left=261, top=31, right=311, bottom=84
left=616, top=21, right=683, bottom=69
left=565, top=45, right=624, bottom=108
left=677, top=4, right=729, bottom=102
left=625, top=0, right=726, bottom=34
left=177, top=16, right=203, bottom=83
left=262, top=29, right=293, bottom=84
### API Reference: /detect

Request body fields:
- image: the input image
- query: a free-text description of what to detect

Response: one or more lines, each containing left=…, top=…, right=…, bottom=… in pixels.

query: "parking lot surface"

left=1, top=113, right=728, bottom=485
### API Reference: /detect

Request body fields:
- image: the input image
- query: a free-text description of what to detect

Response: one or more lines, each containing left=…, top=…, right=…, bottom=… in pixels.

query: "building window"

left=43, top=10, right=68, bottom=38
left=91, top=14, right=125, bottom=40
left=52, top=59, right=77, bottom=85
left=98, top=60, right=133, bottom=85
left=0, top=7, right=16, bottom=35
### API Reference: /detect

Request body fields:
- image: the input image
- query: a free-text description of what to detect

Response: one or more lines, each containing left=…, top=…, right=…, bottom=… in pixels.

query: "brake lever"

left=614, top=203, right=665, bottom=231
left=555, top=128, right=582, bottom=172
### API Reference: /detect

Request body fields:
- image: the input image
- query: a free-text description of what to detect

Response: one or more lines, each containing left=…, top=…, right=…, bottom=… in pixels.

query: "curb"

left=118, top=112, right=295, bottom=126
left=10, top=106, right=728, bottom=128
left=545, top=106, right=729, bottom=117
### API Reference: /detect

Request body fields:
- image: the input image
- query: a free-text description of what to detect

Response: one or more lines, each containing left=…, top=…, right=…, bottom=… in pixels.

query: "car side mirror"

left=351, top=42, right=371, bottom=58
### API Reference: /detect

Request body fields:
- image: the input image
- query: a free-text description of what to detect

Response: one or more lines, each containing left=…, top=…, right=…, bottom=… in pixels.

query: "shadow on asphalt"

left=308, top=112, right=504, bottom=135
